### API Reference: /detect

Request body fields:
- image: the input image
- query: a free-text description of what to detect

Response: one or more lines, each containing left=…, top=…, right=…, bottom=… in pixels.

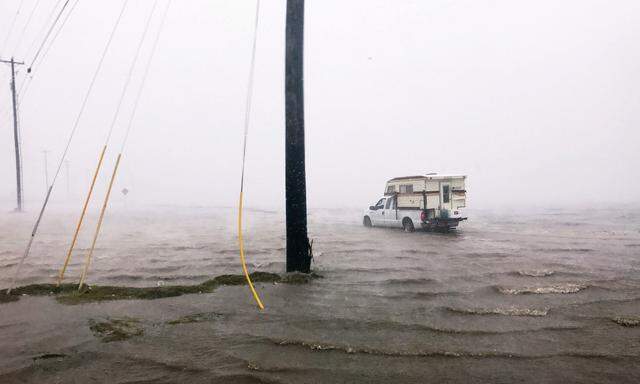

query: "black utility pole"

left=1, top=57, right=25, bottom=212
left=285, top=0, right=311, bottom=273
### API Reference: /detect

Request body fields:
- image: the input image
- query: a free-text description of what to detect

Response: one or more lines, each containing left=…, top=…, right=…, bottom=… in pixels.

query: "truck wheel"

left=363, top=216, right=372, bottom=227
left=402, top=218, right=415, bottom=232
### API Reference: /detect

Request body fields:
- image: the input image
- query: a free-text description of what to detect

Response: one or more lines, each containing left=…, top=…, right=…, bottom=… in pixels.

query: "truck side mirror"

left=369, top=205, right=377, bottom=210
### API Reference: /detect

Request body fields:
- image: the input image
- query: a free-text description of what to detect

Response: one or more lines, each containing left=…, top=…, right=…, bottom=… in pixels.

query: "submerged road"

left=1, top=206, right=639, bottom=383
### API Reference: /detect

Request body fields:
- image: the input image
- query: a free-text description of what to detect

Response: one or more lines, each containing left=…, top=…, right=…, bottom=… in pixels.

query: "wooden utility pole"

left=1, top=57, right=25, bottom=212
left=285, top=0, right=311, bottom=273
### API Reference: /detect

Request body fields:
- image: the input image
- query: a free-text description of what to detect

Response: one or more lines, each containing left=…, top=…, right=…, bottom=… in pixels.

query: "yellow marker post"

left=57, top=145, right=107, bottom=286
left=78, top=154, right=122, bottom=291
left=238, top=191, right=265, bottom=310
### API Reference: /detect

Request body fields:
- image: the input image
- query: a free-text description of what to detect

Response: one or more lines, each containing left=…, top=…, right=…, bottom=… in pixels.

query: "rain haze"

left=0, top=0, right=638, bottom=211
left=1, top=1, right=640, bottom=383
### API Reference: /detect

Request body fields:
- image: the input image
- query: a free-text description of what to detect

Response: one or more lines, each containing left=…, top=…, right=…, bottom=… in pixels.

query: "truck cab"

left=363, top=174, right=467, bottom=232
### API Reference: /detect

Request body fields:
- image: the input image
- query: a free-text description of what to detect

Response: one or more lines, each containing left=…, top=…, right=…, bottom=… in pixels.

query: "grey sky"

left=0, top=0, right=639, bottom=211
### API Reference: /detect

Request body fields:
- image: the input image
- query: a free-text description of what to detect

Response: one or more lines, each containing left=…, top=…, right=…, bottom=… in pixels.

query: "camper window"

left=443, top=185, right=450, bottom=203
left=399, top=184, right=413, bottom=193
left=386, top=185, right=395, bottom=194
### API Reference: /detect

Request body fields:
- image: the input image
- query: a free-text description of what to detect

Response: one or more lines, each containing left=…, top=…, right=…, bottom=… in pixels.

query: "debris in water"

left=89, top=318, right=143, bottom=342
left=32, top=353, right=68, bottom=362
left=612, top=317, right=640, bottom=327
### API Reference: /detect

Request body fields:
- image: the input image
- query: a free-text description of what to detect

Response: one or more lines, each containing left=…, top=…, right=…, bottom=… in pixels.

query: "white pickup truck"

left=363, top=174, right=467, bottom=232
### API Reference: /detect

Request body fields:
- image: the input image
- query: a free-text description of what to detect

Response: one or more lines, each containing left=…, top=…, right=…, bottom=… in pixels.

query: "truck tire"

left=402, top=218, right=415, bottom=232
left=363, top=216, right=372, bottom=227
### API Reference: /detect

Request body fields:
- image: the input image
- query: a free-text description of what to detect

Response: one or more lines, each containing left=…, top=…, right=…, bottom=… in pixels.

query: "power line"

left=61, top=0, right=160, bottom=285
left=24, top=0, right=63, bottom=62
left=119, top=0, right=171, bottom=153
left=28, top=0, right=80, bottom=73
left=27, top=0, right=71, bottom=72
left=7, top=0, right=130, bottom=294
left=0, top=0, right=78, bottom=168
left=0, top=0, right=26, bottom=57
left=105, top=0, right=159, bottom=146
left=12, top=0, right=43, bottom=57
left=44, top=0, right=125, bottom=184
left=78, top=0, right=172, bottom=290
left=237, top=0, right=265, bottom=309
left=16, top=0, right=79, bottom=106
left=7, top=0, right=65, bottom=105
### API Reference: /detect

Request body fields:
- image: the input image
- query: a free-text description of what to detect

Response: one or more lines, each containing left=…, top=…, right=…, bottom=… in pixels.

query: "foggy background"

left=1, top=0, right=639, bottom=213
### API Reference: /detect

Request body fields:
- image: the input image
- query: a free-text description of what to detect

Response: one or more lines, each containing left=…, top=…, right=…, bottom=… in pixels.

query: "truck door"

left=383, top=195, right=398, bottom=227
left=370, top=198, right=386, bottom=226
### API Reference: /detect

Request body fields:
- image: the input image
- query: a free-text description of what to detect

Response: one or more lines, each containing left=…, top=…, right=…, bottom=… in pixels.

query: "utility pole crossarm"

left=0, top=58, right=25, bottom=65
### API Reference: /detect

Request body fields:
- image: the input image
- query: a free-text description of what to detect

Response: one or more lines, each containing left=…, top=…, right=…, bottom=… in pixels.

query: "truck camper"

left=363, top=174, right=467, bottom=232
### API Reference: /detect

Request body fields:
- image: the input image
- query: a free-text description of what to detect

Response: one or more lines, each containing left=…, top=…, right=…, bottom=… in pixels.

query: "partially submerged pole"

left=285, top=0, right=311, bottom=273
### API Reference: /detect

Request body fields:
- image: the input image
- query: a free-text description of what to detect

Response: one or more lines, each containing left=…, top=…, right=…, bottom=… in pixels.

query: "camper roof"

left=387, top=174, right=466, bottom=182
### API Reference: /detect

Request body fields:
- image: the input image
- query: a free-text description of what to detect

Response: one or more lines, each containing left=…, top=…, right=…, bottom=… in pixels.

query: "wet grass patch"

left=57, top=284, right=204, bottom=305
left=89, top=317, right=143, bottom=342
left=1, top=272, right=322, bottom=305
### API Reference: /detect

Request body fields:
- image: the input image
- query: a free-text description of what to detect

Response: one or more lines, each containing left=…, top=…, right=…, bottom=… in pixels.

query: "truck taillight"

left=420, top=211, right=427, bottom=221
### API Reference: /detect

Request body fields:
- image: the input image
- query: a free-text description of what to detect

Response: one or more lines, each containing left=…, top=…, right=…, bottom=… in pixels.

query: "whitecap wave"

left=497, top=283, right=586, bottom=294
left=612, top=317, right=640, bottom=327
left=516, top=270, right=555, bottom=277
left=447, top=306, right=549, bottom=317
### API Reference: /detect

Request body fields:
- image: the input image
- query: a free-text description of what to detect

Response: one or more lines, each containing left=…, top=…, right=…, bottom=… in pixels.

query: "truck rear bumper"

left=421, top=217, right=467, bottom=230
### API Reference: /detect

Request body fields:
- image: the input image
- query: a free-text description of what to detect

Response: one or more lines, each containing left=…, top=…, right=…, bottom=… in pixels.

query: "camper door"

left=440, top=182, right=452, bottom=213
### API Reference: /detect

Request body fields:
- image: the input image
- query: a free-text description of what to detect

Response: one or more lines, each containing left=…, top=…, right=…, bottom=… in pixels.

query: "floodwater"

left=1, top=205, right=640, bottom=383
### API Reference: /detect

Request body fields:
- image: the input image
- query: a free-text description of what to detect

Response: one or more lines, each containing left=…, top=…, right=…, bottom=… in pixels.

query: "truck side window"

left=375, top=198, right=386, bottom=209
left=443, top=185, right=450, bottom=203
left=385, top=196, right=396, bottom=209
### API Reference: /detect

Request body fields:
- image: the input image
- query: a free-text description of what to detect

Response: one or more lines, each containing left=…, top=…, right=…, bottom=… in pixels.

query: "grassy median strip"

left=1, top=272, right=321, bottom=305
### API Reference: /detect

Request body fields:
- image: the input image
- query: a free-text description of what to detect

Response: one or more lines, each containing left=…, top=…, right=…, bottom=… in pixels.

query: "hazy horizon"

left=1, top=0, right=639, bottom=213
